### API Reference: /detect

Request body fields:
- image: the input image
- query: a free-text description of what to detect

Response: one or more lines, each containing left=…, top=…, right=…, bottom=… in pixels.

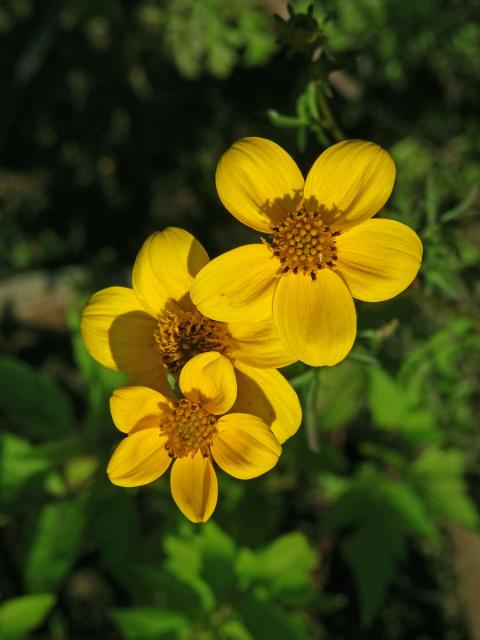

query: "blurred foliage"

left=145, top=0, right=276, bottom=79
left=1, top=0, right=480, bottom=638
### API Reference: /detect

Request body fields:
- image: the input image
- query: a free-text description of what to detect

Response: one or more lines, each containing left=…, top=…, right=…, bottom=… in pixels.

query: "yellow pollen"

left=268, top=208, right=340, bottom=279
left=154, top=310, right=230, bottom=373
left=160, top=399, right=217, bottom=458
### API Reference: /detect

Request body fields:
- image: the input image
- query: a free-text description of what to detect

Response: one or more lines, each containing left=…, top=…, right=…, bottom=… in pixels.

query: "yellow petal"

left=107, top=429, right=171, bottom=487
left=335, top=219, right=423, bottom=302
left=191, top=244, right=279, bottom=323
left=110, top=386, right=172, bottom=433
left=227, top=317, right=296, bottom=368
left=231, top=362, right=302, bottom=444
left=80, top=286, right=159, bottom=371
left=126, top=366, right=175, bottom=398
left=216, top=137, right=304, bottom=232
left=170, top=453, right=218, bottom=523
left=132, top=228, right=209, bottom=316
left=179, top=352, right=237, bottom=415
left=304, top=140, right=396, bottom=230
left=273, top=270, right=356, bottom=366
left=212, top=413, right=281, bottom=480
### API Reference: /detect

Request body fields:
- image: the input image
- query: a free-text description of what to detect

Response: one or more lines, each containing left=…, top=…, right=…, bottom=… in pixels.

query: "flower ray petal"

left=191, top=244, right=279, bottom=323
left=216, top=137, right=304, bottom=232
left=170, top=454, right=218, bottom=523
left=227, top=317, right=296, bottom=368
left=107, top=429, right=171, bottom=487
left=232, top=362, right=302, bottom=444
left=133, top=228, right=209, bottom=316
left=110, top=386, right=172, bottom=433
left=126, top=366, right=175, bottom=398
left=179, top=352, right=237, bottom=415
left=212, top=413, right=281, bottom=479
left=335, top=219, right=423, bottom=301
left=80, top=286, right=158, bottom=371
left=304, top=140, right=396, bottom=230
left=273, top=270, right=356, bottom=366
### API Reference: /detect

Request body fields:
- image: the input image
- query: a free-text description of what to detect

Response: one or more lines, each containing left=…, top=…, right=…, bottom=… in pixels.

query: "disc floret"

left=154, top=310, right=230, bottom=372
left=161, top=399, right=217, bottom=459
left=269, top=208, right=339, bottom=279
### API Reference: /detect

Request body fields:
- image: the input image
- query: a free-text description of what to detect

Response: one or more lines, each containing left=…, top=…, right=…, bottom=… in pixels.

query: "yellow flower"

left=107, top=352, right=282, bottom=522
left=80, top=227, right=301, bottom=443
left=191, top=138, right=423, bottom=366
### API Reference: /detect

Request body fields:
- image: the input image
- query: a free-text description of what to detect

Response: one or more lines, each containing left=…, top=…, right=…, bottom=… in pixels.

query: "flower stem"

left=315, top=82, right=345, bottom=142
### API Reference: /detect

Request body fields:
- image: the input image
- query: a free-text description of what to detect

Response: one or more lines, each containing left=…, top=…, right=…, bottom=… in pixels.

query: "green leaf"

left=110, top=607, right=189, bottom=640
left=324, top=468, right=439, bottom=625
left=0, top=434, right=50, bottom=510
left=164, top=532, right=202, bottom=576
left=368, top=366, right=407, bottom=429
left=90, top=489, right=139, bottom=580
left=381, top=481, right=439, bottom=543
left=218, top=618, right=255, bottom=640
left=402, top=408, right=439, bottom=444
left=132, top=565, right=210, bottom=615
left=315, top=360, right=366, bottom=431
left=23, top=496, right=87, bottom=592
left=197, top=522, right=237, bottom=596
left=0, top=593, right=56, bottom=640
left=238, top=589, right=310, bottom=640
left=409, top=448, right=479, bottom=528
left=339, top=480, right=410, bottom=625
left=0, top=356, right=73, bottom=439
left=163, top=532, right=216, bottom=612
left=342, top=514, right=400, bottom=627
left=64, top=455, right=98, bottom=491
left=236, top=533, right=317, bottom=602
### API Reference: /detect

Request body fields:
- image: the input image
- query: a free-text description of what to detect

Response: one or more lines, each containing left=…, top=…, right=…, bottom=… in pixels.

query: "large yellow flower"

left=107, top=352, right=282, bottom=522
left=80, top=227, right=301, bottom=443
left=191, top=138, right=423, bottom=366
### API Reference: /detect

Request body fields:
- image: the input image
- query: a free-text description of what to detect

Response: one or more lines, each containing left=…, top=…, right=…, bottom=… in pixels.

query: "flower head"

left=80, top=227, right=301, bottom=442
left=191, top=138, right=423, bottom=366
left=107, top=352, right=282, bottom=522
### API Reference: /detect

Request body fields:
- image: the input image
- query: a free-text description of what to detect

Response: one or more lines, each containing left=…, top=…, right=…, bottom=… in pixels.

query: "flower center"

left=161, top=399, right=217, bottom=458
left=154, top=309, right=230, bottom=373
left=268, top=208, right=339, bottom=279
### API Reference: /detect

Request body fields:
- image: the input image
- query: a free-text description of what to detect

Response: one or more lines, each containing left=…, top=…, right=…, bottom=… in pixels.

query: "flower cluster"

left=81, top=137, right=422, bottom=522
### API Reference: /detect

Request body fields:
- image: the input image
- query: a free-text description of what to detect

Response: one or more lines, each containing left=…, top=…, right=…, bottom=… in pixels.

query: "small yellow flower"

left=191, top=138, right=423, bottom=366
left=107, top=352, right=282, bottom=523
left=80, top=227, right=301, bottom=443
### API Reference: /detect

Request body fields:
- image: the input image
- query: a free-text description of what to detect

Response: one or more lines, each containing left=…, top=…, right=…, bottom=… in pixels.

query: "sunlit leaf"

left=236, top=532, right=317, bottom=603
left=110, top=607, right=189, bottom=639
left=0, top=594, right=56, bottom=640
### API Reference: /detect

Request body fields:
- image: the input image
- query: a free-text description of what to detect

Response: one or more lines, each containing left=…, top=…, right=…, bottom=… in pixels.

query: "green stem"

left=315, top=83, right=345, bottom=142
